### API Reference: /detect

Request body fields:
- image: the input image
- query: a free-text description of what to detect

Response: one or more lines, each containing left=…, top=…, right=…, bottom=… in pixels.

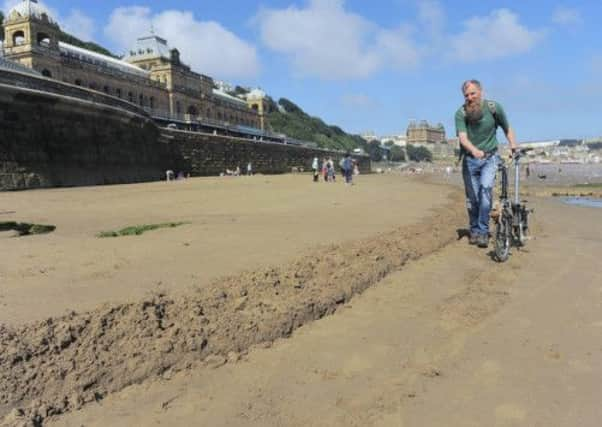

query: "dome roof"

left=7, top=0, right=56, bottom=24
left=247, top=88, right=266, bottom=99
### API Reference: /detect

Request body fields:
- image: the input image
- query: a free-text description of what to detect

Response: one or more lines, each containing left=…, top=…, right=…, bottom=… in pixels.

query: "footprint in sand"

left=495, top=403, right=527, bottom=424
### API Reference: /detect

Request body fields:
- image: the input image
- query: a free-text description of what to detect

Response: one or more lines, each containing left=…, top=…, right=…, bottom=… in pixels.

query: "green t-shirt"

left=455, top=100, right=510, bottom=153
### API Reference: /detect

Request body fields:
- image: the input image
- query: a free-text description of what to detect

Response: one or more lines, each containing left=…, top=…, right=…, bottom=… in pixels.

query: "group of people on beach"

left=312, top=153, right=358, bottom=185
left=223, top=162, right=253, bottom=177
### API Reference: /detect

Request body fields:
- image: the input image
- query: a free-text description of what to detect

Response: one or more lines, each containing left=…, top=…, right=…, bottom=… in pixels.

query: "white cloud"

left=2, top=0, right=21, bottom=13
left=340, top=93, right=377, bottom=109
left=449, top=9, right=546, bottom=62
left=104, top=7, right=259, bottom=80
left=62, top=9, right=95, bottom=41
left=417, top=0, right=445, bottom=39
left=3, top=1, right=95, bottom=41
left=552, top=6, right=582, bottom=27
left=256, top=0, right=420, bottom=80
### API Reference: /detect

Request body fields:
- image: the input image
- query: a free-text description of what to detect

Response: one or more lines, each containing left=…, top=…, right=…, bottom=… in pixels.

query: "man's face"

left=463, top=83, right=482, bottom=106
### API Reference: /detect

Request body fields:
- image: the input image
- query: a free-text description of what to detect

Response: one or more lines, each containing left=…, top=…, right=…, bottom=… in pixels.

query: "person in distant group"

left=322, top=158, right=329, bottom=182
left=342, top=153, right=354, bottom=185
left=327, top=157, right=336, bottom=182
left=166, top=169, right=175, bottom=182
left=455, top=79, right=518, bottom=248
left=247, top=162, right=253, bottom=176
left=353, top=161, right=360, bottom=176
left=235, top=166, right=241, bottom=176
left=312, top=157, right=319, bottom=182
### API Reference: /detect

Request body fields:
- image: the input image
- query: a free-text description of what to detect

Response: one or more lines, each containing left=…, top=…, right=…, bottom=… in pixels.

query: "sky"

left=3, top=0, right=602, bottom=141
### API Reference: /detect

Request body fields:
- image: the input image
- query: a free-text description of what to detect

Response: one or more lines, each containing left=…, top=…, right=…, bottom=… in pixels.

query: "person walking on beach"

left=456, top=79, right=518, bottom=248
left=312, top=157, right=319, bottom=182
left=342, top=152, right=354, bottom=185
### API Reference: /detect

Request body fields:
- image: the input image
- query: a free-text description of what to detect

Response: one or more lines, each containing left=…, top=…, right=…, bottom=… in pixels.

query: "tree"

left=389, top=145, right=406, bottom=162
left=406, top=144, right=433, bottom=162
left=367, top=140, right=384, bottom=162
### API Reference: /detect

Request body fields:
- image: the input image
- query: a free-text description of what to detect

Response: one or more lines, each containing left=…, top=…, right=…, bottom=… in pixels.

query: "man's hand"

left=509, top=145, right=518, bottom=159
left=472, top=148, right=485, bottom=159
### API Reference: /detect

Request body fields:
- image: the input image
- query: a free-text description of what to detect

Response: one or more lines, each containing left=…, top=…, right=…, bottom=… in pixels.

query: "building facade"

left=407, top=120, right=453, bottom=158
left=2, top=0, right=265, bottom=129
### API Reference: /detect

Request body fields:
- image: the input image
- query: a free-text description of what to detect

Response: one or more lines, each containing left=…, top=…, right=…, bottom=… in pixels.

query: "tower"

left=246, top=89, right=268, bottom=130
left=3, top=0, right=61, bottom=78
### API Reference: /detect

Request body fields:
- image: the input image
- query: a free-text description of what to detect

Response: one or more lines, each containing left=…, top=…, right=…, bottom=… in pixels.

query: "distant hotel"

left=406, top=120, right=453, bottom=158
left=1, top=0, right=268, bottom=130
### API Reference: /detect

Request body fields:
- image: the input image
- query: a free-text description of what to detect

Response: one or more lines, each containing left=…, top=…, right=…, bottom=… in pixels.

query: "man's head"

left=462, top=79, right=483, bottom=123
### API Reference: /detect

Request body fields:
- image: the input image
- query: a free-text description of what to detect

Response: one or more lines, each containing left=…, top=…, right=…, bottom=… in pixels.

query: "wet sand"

left=0, top=174, right=450, bottom=326
left=1, top=172, right=601, bottom=426
left=52, top=192, right=602, bottom=427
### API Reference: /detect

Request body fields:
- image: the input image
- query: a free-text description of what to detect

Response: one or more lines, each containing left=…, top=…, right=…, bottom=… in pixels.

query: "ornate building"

left=406, top=120, right=453, bottom=158
left=2, top=0, right=265, bottom=129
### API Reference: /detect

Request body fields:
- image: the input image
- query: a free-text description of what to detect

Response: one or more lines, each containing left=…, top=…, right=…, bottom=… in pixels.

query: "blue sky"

left=3, top=0, right=602, bottom=141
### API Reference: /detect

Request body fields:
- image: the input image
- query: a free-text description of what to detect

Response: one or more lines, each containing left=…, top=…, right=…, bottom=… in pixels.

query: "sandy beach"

left=1, top=172, right=601, bottom=426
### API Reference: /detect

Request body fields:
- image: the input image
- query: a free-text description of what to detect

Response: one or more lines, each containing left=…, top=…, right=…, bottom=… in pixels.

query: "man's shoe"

left=469, top=233, right=479, bottom=245
left=477, top=234, right=489, bottom=248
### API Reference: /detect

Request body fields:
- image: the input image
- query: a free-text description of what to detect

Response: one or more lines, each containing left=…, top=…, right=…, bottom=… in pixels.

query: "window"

left=41, top=69, right=52, bottom=78
left=116, top=88, right=122, bottom=98
left=37, top=33, right=51, bottom=46
left=75, top=79, right=82, bottom=86
left=12, top=31, right=25, bottom=46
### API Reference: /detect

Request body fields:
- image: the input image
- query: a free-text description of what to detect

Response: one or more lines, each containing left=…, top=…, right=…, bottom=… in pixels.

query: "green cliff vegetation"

left=58, top=30, right=117, bottom=58
left=266, top=98, right=367, bottom=151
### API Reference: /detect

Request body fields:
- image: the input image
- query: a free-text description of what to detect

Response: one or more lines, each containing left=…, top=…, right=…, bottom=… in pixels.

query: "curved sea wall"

left=0, top=68, right=369, bottom=191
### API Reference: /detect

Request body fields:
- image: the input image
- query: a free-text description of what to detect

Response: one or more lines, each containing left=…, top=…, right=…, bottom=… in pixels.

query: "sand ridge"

left=0, top=177, right=466, bottom=425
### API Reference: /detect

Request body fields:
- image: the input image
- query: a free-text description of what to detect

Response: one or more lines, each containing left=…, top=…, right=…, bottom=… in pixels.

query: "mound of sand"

left=0, top=192, right=465, bottom=426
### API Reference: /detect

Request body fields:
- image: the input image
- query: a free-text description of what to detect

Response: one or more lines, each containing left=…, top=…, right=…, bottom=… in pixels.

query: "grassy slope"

left=266, top=98, right=366, bottom=151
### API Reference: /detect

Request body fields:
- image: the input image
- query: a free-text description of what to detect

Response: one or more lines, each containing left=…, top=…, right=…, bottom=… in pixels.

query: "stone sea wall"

left=0, top=68, right=369, bottom=191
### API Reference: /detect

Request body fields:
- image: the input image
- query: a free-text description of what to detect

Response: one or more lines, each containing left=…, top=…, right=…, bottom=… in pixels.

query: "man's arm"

left=458, top=131, right=485, bottom=159
left=505, top=127, right=518, bottom=151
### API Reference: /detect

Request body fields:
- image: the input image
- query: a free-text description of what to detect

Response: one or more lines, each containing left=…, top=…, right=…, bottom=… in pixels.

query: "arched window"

left=41, top=69, right=52, bottom=78
left=128, top=92, right=134, bottom=103
left=37, top=33, right=51, bottom=46
left=75, top=79, right=82, bottom=86
left=139, top=94, right=144, bottom=106
left=116, top=88, right=122, bottom=98
left=12, top=31, right=25, bottom=46
left=103, top=85, right=110, bottom=94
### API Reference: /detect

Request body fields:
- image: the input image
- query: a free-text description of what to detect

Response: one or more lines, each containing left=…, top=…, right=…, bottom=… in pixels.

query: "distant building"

left=360, top=131, right=379, bottom=142
left=381, top=134, right=407, bottom=147
left=2, top=0, right=263, bottom=129
left=407, top=120, right=452, bottom=158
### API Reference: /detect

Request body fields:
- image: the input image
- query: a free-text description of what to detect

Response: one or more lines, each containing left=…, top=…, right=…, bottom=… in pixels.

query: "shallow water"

left=562, top=197, right=602, bottom=208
